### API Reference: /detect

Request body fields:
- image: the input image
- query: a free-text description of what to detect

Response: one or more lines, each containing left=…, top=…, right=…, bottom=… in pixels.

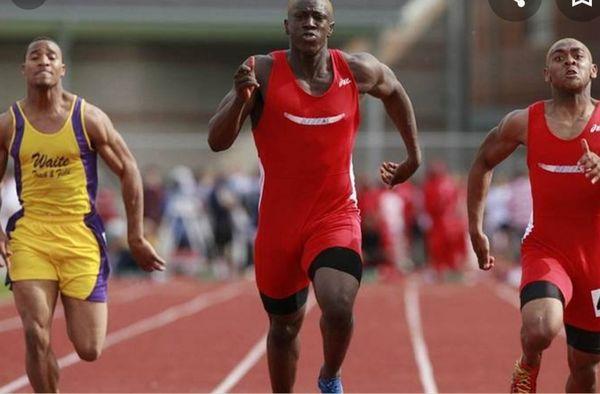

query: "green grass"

left=0, top=273, right=9, bottom=299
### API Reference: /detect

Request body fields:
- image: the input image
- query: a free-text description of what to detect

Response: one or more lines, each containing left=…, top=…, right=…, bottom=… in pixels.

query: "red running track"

left=0, top=275, right=570, bottom=393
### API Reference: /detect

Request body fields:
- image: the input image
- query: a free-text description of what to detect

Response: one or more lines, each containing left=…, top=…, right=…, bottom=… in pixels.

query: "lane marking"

left=0, top=280, right=159, bottom=334
left=211, top=296, right=317, bottom=394
left=0, top=282, right=246, bottom=393
left=0, top=315, right=24, bottom=333
left=405, top=279, right=439, bottom=394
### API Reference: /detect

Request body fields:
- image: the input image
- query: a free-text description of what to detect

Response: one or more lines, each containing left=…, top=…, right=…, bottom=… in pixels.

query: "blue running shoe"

left=318, top=376, right=343, bottom=394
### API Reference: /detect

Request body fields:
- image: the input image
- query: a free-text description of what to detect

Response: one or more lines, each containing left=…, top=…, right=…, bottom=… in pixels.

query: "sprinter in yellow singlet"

left=0, top=37, right=166, bottom=393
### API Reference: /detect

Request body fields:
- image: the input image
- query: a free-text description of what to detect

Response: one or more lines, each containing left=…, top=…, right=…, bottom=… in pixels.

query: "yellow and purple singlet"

left=6, top=96, right=109, bottom=302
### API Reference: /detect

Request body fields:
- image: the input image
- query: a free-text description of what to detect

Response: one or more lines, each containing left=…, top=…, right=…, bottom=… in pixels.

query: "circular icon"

left=555, top=0, right=600, bottom=21
left=488, top=0, right=542, bottom=21
left=12, top=0, right=46, bottom=10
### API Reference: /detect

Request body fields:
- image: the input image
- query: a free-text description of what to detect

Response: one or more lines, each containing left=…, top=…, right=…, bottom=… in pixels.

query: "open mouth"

left=302, top=32, right=318, bottom=41
left=566, top=69, right=578, bottom=77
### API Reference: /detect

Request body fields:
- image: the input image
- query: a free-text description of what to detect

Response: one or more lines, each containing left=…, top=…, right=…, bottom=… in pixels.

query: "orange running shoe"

left=510, top=359, right=540, bottom=393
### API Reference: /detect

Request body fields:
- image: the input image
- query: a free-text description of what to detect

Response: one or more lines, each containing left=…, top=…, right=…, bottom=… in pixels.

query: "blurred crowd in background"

left=0, top=0, right=596, bottom=289
left=0, top=161, right=532, bottom=285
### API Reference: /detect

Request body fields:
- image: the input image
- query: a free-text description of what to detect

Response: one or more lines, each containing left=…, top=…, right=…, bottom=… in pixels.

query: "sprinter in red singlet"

left=208, top=0, right=421, bottom=392
left=468, top=38, right=600, bottom=393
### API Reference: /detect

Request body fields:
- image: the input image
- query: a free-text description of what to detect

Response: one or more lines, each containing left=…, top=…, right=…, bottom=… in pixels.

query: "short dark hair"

left=25, top=36, right=60, bottom=59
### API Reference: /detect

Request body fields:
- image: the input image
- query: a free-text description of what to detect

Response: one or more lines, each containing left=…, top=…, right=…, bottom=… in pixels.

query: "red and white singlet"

left=252, top=49, right=361, bottom=299
left=522, top=100, right=600, bottom=331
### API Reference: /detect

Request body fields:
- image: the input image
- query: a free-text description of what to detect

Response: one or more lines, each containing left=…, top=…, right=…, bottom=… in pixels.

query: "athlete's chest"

left=20, top=127, right=80, bottom=163
left=25, top=115, right=68, bottom=134
left=546, top=116, right=596, bottom=140
left=294, top=74, right=334, bottom=96
left=268, top=78, right=356, bottom=120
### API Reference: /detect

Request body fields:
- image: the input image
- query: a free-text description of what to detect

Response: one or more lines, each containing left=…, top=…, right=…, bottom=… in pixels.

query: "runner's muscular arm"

left=467, top=109, right=527, bottom=270
left=84, top=105, right=165, bottom=272
left=0, top=111, right=13, bottom=267
left=208, top=54, right=271, bottom=151
left=345, top=52, right=421, bottom=186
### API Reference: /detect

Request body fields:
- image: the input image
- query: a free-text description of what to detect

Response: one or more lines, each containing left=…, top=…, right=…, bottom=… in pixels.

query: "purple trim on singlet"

left=71, top=97, right=98, bottom=207
left=6, top=208, right=24, bottom=237
left=10, top=103, right=25, bottom=204
left=3, top=208, right=24, bottom=288
left=84, top=211, right=110, bottom=302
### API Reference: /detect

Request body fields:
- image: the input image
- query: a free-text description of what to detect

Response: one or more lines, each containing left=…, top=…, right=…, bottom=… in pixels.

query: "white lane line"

left=0, top=280, right=145, bottom=311
left=0, top=315, right=22, bottom=333
left=493, top=283, right=565, bottom=338
left=405, top=279, right=439, bottom=394
left=0, top=282, right=247, bottom=394
left=0, top=280, right=158, bottom=334
left=211, top=295, right=317, bottom=394
left=0, top=309, right=65, bottom=334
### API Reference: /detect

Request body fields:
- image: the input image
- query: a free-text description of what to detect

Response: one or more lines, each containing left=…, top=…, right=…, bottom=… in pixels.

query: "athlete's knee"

left=74, top=342, right=103, bottom=362
left=23, top=321, right=51, bottom=352
left=569, top=359, right=600, bottom=391
left=569, top=351, right=600, bottom=380
left=521, top=312, right=562, bottom=349
left=570, top=360, right=599, bottom=380
left=320, top=294, right=354, bottom=328
left=314, top=271, right=358, bottom=326
left=72, top=336, right=104, bottom=362
left=268, top=315, right=303, bottom=345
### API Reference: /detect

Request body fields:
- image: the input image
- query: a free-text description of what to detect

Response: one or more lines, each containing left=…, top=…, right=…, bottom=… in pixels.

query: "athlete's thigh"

left=61, top=295, right=107, bottom=349
left=562, top=269, right=600, bottom=353
left=254, top=226, right=307, bottom=301
left=52, top=219, right=110, bottom=302
left=520, top=243, right=573, bottom=305
left=312, top=266, right=359, bottom=311
left=9, top=218, right=58, bottom=283
left=568, top=345, right=600, bottom=371
left=301, top=213, right=362, bottom=278
left=12, top=280, right=60, bottom=329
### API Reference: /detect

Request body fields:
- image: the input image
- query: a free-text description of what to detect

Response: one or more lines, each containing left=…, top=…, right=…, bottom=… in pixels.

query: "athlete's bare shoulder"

left=339, top=51, right=397, bottom=95
left=340, top=51, right=379, bottom=80
left=252, top=53, right=274, bottom=93
left=340, top=51, right=378, bottom=71
left=83, top=102, right=108, bottom=127
left=253, top=54, right=273, bottom=71
left=498, top=108, right=528, bottom=145
left=82, top=102, right=114, bottom=144
left=0, top=109, right=15, bottom=151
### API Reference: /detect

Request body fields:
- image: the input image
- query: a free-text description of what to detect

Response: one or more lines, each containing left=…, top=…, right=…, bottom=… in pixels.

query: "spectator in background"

left=423, top=161, right=465, bottom=280
left=0, top=168, right=20, bottom=281
left=158, top=165, right=212, bottom=275
left=378, top=188, right=407, bottom=276
left=0, top=166, right=20, bottom=230
left=357, top=175, right=387, bottom=268
left=208, top=174, right=236, bottom=278
left=506, top=169, right=533, bottom=257
left=196, top=169, right=215, bottom=207
left=96, top=187, right=119, bottom=224
left=392, top=180, right=421, bottom=272
left=484, top=175, right=511, bottom=255
left=95, top=186, right=133, bottom=275
left=143, top=165, right=166, bottom=228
